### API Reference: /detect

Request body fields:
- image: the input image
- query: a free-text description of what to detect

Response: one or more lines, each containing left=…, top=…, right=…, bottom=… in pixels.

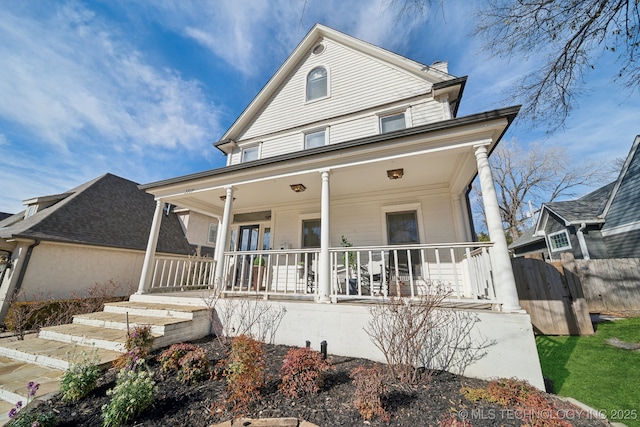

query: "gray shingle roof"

left=509, top=227, right=544, bottom=249
left=0, top=173, right=193, bottom=254
left=543, top=182, right=615, bottom=224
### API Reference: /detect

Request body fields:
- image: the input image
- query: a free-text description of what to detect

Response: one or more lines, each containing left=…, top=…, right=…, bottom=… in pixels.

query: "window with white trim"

left=306, top=67, right=327, bottom=101
left=302, top=219, right=321, bottom=248
left=208, top=222, right=218, bottom=245
left=304, top=129, right=326, bottom=149
left=24, top=204, right=37, bottom=219
left=241, top=145, right=260, bottom=163
left=380, top=112, right=406, bottom=133
left=548, top=230, right=571, bottom=252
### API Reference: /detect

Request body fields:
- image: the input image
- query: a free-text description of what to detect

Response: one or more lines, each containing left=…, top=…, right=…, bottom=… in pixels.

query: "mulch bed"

left=31, top=336, right=610, bottom=427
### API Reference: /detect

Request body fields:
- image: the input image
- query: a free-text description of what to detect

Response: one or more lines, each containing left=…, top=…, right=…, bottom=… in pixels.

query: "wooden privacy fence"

left=511, top=257, right=594, bottom=336
left=564, top=254, right=640, bottom=313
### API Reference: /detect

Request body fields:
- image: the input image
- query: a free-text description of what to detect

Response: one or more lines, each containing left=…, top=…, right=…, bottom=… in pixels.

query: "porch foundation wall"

left=261, top=301, right=544, bottom=389
left=130, top=293, right=544, bottom=389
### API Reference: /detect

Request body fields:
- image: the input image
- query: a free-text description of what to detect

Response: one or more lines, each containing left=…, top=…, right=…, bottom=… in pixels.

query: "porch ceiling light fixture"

left=290, top=183, right=306, bottom=193
left=387, top=168, right=404, bottom=180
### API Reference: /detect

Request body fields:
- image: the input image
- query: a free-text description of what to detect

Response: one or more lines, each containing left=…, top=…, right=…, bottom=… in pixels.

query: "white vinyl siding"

left=237, top=39, right=432, bottom=141
left=227, top=98, right=442, bottom=165
left=411, top=101, right=447, bottom=124
left=272, top=186, right=456, bottom=249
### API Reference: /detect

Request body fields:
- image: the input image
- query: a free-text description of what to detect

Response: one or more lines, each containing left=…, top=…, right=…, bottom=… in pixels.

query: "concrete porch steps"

left=0, top=300, right=212, bottom=425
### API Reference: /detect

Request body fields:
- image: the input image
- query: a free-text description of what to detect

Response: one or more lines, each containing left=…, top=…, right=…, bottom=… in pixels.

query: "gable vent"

left=312, top=44, right=325, bottom=55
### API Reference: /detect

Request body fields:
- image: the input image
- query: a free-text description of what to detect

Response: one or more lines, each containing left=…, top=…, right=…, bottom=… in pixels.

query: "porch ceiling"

left=160, top=146, right=477, bottom=214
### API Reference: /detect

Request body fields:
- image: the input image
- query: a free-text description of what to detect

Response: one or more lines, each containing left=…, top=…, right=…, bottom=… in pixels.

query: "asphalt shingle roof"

left=0, top=173, right=193, bottom=254
left=544, top=182, right=615, bottom=224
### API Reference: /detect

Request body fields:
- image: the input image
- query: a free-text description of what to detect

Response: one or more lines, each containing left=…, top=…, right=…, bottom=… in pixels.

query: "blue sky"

left=1, top=0, right=638, bottom=214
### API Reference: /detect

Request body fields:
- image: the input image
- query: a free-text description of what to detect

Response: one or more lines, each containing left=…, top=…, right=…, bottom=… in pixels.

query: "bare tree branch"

left=473, top=139, right=613, bottom=239
left=476, top=0, right=640, bottom=130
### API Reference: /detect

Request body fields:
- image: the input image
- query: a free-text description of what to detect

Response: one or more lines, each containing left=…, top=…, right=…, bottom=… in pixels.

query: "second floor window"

left=306, top=67, right=327, bottom=101
left=242, top=145, right=259, bottom=162
left=305, top=130, right=326, bottom=149
left=380, top=112, right=406, bottom=133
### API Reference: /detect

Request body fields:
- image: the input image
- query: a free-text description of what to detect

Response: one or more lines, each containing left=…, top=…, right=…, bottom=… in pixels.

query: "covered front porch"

left=135, top=112, right=522, bottom=313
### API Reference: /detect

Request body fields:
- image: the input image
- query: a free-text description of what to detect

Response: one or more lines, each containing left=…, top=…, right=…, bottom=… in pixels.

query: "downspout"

left=576, top=223, right=591, bottom=260
left=0, top=250, right=12, bottom=287
left=13, top=240, right=41, bottom=296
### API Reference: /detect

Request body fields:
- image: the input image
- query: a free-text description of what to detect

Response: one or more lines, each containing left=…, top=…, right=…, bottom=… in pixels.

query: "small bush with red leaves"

left=350, top=365, right=390, bottom=422
left=279, top=347, right=333, bottom=398
left=224, top=335, right=266, bottom=413
left=158, top=343, right=199, bottom=373
left=177, top=347, right=211, bottom=384
left=158, top=343, right=211, bottom=384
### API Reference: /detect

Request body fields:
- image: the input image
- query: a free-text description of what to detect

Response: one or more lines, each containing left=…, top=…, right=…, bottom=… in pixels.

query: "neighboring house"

left=131, top=24, right=544, bottom=386
left=0, top=173, right=215, bottom=323
left=511, top=135, right=640, bottom=260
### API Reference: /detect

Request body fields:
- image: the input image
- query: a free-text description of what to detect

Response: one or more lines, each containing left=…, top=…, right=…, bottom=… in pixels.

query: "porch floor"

left=137, top=289, right=496, bottom=311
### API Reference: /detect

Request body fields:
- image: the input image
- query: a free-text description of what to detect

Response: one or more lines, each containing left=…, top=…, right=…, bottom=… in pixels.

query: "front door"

left=236, top=225, right=260, bottom=287
left=386, top=211, right=421, bottom=279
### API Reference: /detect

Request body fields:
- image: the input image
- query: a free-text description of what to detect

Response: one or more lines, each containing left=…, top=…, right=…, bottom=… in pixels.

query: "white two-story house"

left=132, top=24, right=543, bottom=387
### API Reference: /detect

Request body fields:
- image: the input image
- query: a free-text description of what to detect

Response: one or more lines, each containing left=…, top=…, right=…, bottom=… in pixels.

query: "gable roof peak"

left=218, top=23, right=459, bottom=144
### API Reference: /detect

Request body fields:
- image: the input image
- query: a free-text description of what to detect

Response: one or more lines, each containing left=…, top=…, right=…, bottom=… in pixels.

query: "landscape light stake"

left=320, top=340, right=327, bottom=359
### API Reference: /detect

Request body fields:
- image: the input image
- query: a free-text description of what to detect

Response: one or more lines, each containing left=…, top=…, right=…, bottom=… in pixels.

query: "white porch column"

left=214, top=186, right=235, bottom=289
left=474, top=144, right=522, bottom=312
left=318, top=170, right=331, bottom=302
left=452, top=193, right=470, bottom=241
left=137, top=200, right=164, bottom=294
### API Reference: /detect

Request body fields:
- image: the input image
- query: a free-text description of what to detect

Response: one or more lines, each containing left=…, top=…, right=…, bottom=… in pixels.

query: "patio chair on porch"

left=359, top=260, right=386, bottom=296
left=387, top=249, right=422, bottom=296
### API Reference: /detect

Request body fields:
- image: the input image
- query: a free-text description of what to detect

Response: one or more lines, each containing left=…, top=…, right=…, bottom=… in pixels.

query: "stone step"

left=103, top=301, right=208, bottom=320
left=72, top=311, right=191, bottom=335
left=0, top=335, right=122, bottom=370
left=0, top=356, right=63, bottom=405
left=39, top=324, right=152, bottom=353
left=0, top=399, right=14, bottom=426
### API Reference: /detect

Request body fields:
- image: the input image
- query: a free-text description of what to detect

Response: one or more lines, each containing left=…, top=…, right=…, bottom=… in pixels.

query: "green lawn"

left=536, top=317, right=640, bottom=427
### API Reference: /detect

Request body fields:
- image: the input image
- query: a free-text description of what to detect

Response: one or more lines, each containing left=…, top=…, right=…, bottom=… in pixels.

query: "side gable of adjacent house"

left=30, top=174, right=194, bottom=254
left=601, top=135, right=640, bottom=257
left=2, top=173, right=193, bottom=255
left=217, top=24, right=463, bottom=165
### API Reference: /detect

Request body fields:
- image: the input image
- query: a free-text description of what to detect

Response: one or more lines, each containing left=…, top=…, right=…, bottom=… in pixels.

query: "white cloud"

left=0, top=3, right=222, bottom=154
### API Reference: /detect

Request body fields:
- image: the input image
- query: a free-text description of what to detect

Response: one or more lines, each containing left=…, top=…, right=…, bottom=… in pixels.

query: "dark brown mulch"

left=32, top=337, right=609, bottom=427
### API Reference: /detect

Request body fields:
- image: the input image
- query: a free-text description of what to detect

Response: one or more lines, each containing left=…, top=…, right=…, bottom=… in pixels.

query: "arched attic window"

left=306, top=67, right=327, bottom=101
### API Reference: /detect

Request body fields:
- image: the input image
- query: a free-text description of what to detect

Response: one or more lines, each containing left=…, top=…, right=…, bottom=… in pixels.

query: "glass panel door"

left=236, top=224, right=260, bottom=287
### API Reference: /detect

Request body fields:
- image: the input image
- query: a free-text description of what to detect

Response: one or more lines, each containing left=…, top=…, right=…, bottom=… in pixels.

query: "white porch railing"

left=217, top=242, right=497, bottom=303
left=149, top=255, right=216, bottom=292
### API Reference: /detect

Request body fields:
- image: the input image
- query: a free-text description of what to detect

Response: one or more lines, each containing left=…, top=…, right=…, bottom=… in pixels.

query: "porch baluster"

left=450, top=247, right=461, bottom=299
left=407, top=249, right=415, bottom=298
left=434, top=248, right=443, bottom=283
